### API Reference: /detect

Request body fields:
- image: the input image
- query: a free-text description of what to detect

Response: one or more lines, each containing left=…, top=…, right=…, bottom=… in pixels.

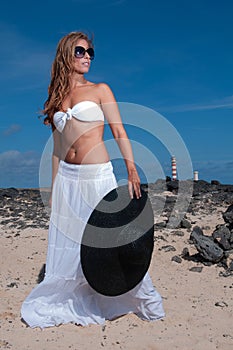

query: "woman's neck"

left=71, top=73, right=88, bottom=87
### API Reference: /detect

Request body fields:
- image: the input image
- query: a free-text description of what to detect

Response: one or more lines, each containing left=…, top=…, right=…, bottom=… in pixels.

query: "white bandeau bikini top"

left=53, top=100, right=104, bottom=132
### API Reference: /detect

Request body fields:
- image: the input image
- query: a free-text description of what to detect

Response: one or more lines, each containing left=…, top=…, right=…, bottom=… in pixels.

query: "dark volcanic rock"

left=159, top=245, right=176, bottom=252
left=223, top=204, right=233, bottom=226
left=172, top=230, right=185, bottom=237
left=212, top=225, right=233, bottom=251
left=191, top=226, right=204, bottom=236
left=37, top=264, right=46, bottom=283
left=0, top=187, right=19, bottom=199
left=149, top=179, right=233, bottom=232
left=171, top=255, right=182, bottom=263
left=166, top=180, right=179, bottom=193
left=181, top=247, right=190, bottom=258
left=149, top=179, right=167, bottom=193
left=191, top=181, right=233, bottom=205
left=211, top=180, right=221, bottom=185
left=0, top=188, right=50, bottom=231
left=190, top=226, right=224, bottom=263
left=180, top=218, right=192, bottom=229
left=229, top=260, right=233, bottom=271
left=192, top=180, right=211, bottom=196
left=189, top=266, right=203, bottom=273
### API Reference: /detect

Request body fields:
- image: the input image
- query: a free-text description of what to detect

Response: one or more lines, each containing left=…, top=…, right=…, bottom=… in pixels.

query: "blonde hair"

left=42, top=31, right=94, bottom=124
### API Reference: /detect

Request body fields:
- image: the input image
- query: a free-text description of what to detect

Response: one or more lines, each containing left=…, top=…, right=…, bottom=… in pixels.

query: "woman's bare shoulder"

left=94, top=82, right=112, bottom=92
left=94, top=82, right=115, bottom=102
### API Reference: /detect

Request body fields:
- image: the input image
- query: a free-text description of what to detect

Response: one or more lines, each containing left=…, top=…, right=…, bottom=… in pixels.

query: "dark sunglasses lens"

left=87, top=48, right=95, bottom=60
left=75, top=46, right=85, bottom=57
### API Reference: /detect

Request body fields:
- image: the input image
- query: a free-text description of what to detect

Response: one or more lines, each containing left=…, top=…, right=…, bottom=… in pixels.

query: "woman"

left=21, top=31, right=164, bottom=328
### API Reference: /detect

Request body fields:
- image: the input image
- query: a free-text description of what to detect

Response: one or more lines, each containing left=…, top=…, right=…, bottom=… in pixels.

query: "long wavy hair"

left=42, top=31, right=94, bottom=125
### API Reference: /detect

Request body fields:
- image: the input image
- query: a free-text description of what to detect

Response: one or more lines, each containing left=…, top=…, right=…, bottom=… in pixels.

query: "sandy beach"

left=0, top=183, right=233, bottom=350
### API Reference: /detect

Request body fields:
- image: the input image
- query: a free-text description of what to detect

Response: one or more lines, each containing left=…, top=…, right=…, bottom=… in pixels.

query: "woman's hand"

left=128, top=168, right=141, bottom=199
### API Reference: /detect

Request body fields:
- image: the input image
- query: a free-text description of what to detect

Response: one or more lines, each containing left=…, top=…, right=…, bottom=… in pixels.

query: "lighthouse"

left=171, top=156, right=177, bottom=180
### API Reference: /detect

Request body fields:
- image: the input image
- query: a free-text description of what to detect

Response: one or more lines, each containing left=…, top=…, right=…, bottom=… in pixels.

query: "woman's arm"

left=99, top=83, right=141, bottom=199
left=49, top=127, right=61, bottom=206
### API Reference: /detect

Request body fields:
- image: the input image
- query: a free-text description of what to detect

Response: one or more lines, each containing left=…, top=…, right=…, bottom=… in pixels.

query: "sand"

left=0, top=203, right=233, bottom=350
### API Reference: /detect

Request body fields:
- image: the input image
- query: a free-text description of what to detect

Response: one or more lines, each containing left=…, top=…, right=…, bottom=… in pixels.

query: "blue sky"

left=0, top=0, right=233, bottom=188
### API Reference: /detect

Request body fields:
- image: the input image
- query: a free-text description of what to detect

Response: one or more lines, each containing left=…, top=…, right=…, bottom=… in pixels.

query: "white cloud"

left=0, top=150, right=41, bottom=188
left=157, top=95, right=233, bottom=113
left=3, top=124, right=22, bottom=136
left=192, top=160, right=233, bottom=184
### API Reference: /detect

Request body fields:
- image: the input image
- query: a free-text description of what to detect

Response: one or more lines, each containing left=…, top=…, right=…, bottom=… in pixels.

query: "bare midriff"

left=60, top=119, right=110, bottom=164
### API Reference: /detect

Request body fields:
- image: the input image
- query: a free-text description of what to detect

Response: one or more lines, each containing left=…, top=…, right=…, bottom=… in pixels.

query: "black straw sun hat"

left=80, top=185, right=154, bottom=296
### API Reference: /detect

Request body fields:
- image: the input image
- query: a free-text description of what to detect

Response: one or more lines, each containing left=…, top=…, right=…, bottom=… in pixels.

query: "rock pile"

left=188, top=204, right=233, bottom=271
left=148, top=179, right=233, bottom=274
left=0, top=187, right=50, bottom=231
left=1, top=179, right=233, bottom=275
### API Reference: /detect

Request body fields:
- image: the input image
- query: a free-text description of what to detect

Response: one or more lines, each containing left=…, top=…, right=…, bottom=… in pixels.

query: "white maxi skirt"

left=21, top=160, right=165, bottom=328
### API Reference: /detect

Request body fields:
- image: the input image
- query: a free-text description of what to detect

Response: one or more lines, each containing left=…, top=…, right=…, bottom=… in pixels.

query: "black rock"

left=192, top=180, right=211, bottom=196
left=159, top=245, right=176, bottom=252
left=171, top=255, right=182, bottom=263
left=202, top=260, right=213, bottom=266
left=217, top=257, right=228, bottom=270
left=155, top=221, right=167, bottom=228
left=212, top=225, right=233, bottom=250
left=189, top=266, right=203, bottom=273
left=37, top=264, right=46, bottom=283
left=150, top=196, right=166, bottom=214
left=172, top=230, right=185, bottom=237
left=166, top=180, right=179, bottom=193
left=214, top=301, right=228, bottom=308
left=223, top=204, right=233, bottom=226
left=4, top=187, right=19, bottom=197
left=150, top=179, right=167, bottom=193
left=219, top=270, right=233, bottom=277
left=229, top=260, right=233, bottom=271
left=181, top=247, right=190, bottom=258
left=191, top=226, right=204, bottom=236
left=211, top=180, right=221, bottom=185
left=7, top=282, right=18, bottom=288
left=0, top=188, right=49, bottom=230
left=190, top=228, right=224, bottom=263
left=180, top=219, right=192, bottom=229
left=191, top=181, right=233, bottom=206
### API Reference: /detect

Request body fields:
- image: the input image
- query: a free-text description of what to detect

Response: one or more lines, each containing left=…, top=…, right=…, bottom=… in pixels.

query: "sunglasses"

left=74, top=46, right=95, bottom=60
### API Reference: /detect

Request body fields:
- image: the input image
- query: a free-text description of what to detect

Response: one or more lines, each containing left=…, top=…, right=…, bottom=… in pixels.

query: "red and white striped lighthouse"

left=171, top=156, right=177, bottom=180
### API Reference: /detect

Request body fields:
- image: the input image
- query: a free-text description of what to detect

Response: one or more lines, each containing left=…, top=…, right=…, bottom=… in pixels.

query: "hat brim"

left=81, top=185, right=154, bottom=296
